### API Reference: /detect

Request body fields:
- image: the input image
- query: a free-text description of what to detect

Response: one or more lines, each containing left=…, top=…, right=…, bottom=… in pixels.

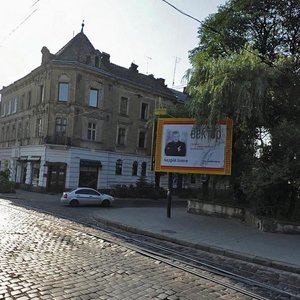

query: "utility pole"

left=172, top=56, right=181, bottom=87
left=146, top=56, right=152, bottom=74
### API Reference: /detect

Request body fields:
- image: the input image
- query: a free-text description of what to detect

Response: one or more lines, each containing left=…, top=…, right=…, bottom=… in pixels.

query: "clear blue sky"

left=0, top=0, right=226, bottom=91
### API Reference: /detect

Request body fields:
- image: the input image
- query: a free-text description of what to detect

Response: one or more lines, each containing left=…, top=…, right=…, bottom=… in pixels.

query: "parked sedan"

left=61, top=187, right=114, bottom=207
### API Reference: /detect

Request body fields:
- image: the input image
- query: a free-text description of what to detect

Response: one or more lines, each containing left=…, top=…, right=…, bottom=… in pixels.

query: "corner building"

left=0, top=27, right=182, bottom=192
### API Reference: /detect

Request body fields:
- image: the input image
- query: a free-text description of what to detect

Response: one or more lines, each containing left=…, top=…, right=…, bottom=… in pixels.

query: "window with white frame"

left=120, top=96, right=128, bottom=115
left=89, top=88, right=98, bottom=107
left=39, top=85, right=44, bottom=103
left=7, top=100, right=11, bottom=115
left=87, top=122, right=96, bottom=140
left=55, top=117, right=67, bottom=136
left=12, top=97, right=17, bottom=114
left=36, top=118, right=42, bottom=137
left=117, top=127, right=126, bottom=145
left=58, top=82, right=69, bottom=102
left=140, top=102, right=149, bottom=120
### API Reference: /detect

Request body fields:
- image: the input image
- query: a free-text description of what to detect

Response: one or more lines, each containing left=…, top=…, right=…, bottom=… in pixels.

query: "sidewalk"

left=1, top=190, right=300, bottom=273
left=92, top=205, right=300, bottom=273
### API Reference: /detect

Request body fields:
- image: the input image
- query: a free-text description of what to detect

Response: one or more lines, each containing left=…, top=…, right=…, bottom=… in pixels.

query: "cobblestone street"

left=0, top=202, right=255, bottom=300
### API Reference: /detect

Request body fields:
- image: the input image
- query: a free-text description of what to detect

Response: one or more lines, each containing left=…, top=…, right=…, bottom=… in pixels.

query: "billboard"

left=154, top=118, right=233, bottom=175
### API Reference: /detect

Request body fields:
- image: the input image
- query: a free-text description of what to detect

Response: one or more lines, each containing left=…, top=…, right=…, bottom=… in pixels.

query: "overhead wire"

left=0, top=2, right=40, bottom=48
left=161, top=0, right=293, bottom=75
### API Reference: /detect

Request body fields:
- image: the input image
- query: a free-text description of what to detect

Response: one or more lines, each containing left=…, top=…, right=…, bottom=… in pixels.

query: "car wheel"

left=70, top=199, right=79, bottom=207
left=102, top=199, right=111, bottom=207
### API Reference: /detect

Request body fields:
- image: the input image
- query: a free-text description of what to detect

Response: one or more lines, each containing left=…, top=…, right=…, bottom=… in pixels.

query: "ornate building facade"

left=0, top=27, right=184, bottom=192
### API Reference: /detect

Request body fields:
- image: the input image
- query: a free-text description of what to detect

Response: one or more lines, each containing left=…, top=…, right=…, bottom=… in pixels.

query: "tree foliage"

left=187, top=0, right=300, bottom=220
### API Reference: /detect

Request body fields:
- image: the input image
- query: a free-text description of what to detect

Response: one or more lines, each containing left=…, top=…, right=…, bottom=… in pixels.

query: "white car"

left=61, top=187, right=114, bottom=207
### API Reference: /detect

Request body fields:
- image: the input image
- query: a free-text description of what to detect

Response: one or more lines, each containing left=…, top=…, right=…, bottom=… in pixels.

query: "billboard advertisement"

left=154, top=118, right=233, bottom=175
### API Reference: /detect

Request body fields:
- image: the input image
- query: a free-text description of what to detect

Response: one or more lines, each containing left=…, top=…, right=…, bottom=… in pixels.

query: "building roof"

left=55, top=31, right=96, bottom=61
left=49, top=30, right=185, bottom=101
left=1, top=28, right=187, bottom=103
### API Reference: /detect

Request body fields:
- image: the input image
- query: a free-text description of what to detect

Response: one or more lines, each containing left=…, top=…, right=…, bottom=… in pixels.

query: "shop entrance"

left=79, top=160, right=102, bottom=189
left=47, top=163, right=66, bottom=192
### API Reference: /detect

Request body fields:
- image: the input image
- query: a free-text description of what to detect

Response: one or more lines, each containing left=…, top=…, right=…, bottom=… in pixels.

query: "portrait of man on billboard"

left=164, top=130, right=186, bottom=157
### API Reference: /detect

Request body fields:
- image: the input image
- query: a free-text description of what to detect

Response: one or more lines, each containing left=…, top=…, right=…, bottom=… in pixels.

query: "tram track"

left=1, top=200, right=300, bottom=300
left=82, top=221, right=300, bottom=300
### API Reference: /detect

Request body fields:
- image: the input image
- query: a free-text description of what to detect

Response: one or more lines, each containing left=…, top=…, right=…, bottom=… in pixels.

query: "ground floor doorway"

left=79, top=160, right=102, bottom=189
left=46, top=163, right=66, bottom=193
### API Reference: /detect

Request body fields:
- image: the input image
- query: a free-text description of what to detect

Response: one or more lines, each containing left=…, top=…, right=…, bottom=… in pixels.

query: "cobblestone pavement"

left=0, top=202, right=256, bottom=300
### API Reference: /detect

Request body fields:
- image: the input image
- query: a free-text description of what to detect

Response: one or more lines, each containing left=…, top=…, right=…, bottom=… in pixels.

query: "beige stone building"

left=0, top=27, right=185, bottom=192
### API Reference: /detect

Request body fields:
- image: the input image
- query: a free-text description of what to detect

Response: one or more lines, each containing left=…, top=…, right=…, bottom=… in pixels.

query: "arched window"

left=132, top=161, right=138, bottom=176
left=141, top=162, right=147, bottom=176
left=115, top=159, right=122, bottom=175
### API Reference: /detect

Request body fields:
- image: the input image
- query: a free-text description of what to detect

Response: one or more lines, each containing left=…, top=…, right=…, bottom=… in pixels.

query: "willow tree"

left=187, top=0, right=300, bottom=220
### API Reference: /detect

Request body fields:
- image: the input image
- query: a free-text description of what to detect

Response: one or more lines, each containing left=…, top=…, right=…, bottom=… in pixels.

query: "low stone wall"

left=244, top=210, right=300, bottom=234
left=188, top=199, right=300, bottom=234
left=187, top=200, right=244, bottom=219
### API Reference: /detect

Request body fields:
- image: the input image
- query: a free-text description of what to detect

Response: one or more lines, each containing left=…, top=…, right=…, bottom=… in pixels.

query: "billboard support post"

left=167, top=172, right=173, bottom=218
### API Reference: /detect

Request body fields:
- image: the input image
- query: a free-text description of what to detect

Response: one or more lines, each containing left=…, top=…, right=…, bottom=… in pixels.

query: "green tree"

left=187, top=0, right=300, bottom=220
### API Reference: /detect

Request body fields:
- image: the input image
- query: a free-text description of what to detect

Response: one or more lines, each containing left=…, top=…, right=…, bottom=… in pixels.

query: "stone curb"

left=94, top=216, right=300, bottom=275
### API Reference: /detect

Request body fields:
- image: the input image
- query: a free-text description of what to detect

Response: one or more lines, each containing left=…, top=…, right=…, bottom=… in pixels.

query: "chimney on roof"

left=157, top=78, right=165, bottom=86
left=101, top=52, right=110, bottom=65
left=129, top=63, right=138, bottom=72
left=41, top=46, right=53, bottom=65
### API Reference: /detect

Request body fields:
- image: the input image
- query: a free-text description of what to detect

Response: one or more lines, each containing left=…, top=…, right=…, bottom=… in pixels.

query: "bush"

left=0, top=170, right=15, bottom=193
left=111, top=177, right=167, bottom=199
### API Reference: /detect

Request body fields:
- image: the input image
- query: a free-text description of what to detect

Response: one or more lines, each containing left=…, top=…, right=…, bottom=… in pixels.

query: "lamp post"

left=167, top=172, right=173, bottom=218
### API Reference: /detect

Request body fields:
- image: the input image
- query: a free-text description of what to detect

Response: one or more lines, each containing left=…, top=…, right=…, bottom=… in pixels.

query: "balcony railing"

left=44, top=135, right=72, bottom=146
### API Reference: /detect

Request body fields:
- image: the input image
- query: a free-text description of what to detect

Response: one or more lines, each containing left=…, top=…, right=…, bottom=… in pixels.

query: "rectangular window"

left=58, top=83, right=69, bottom=102
left=141, top=103, right=149, bottom=120
left=12, top=124, right=16, bottom=139
left=55, top=117, right=67, bottom=136
left=12, top=97, right=17, bottom=113
left=6, top=125, right=10, bottom=140
left=1, top=102, right=5, bottom=117
left=40, top=85, right=44, bottom=102
left=138, top=131, right=146, bottom=148
left=20, top=94, right=25, bottom=111
left=17, top=122, right=22, bottom=139
left=120, top=97, right=128, bottom=115
left=7, top=100, right=11, bottom=115
left=28, top=91, right=31, bottom=108
left=89, top=88, right=98, bottom=107
left=36, top=119, right=42, bottom=137
left=117, top=127, right=126, bottom=145
left=87, top=122, right=96, bottom=140
left=115, top=159, right=122, bottom=175
left=25, top=121, right=29, bottom=138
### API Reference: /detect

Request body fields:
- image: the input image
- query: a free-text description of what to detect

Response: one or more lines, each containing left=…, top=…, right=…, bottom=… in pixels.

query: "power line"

left=162, top=0, right=202, bottom=24
left=0, top=7, right=38, bottom=48
left=31, top=0, right=41, bottom=7
left=161, top=0, right=290, bottom=75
